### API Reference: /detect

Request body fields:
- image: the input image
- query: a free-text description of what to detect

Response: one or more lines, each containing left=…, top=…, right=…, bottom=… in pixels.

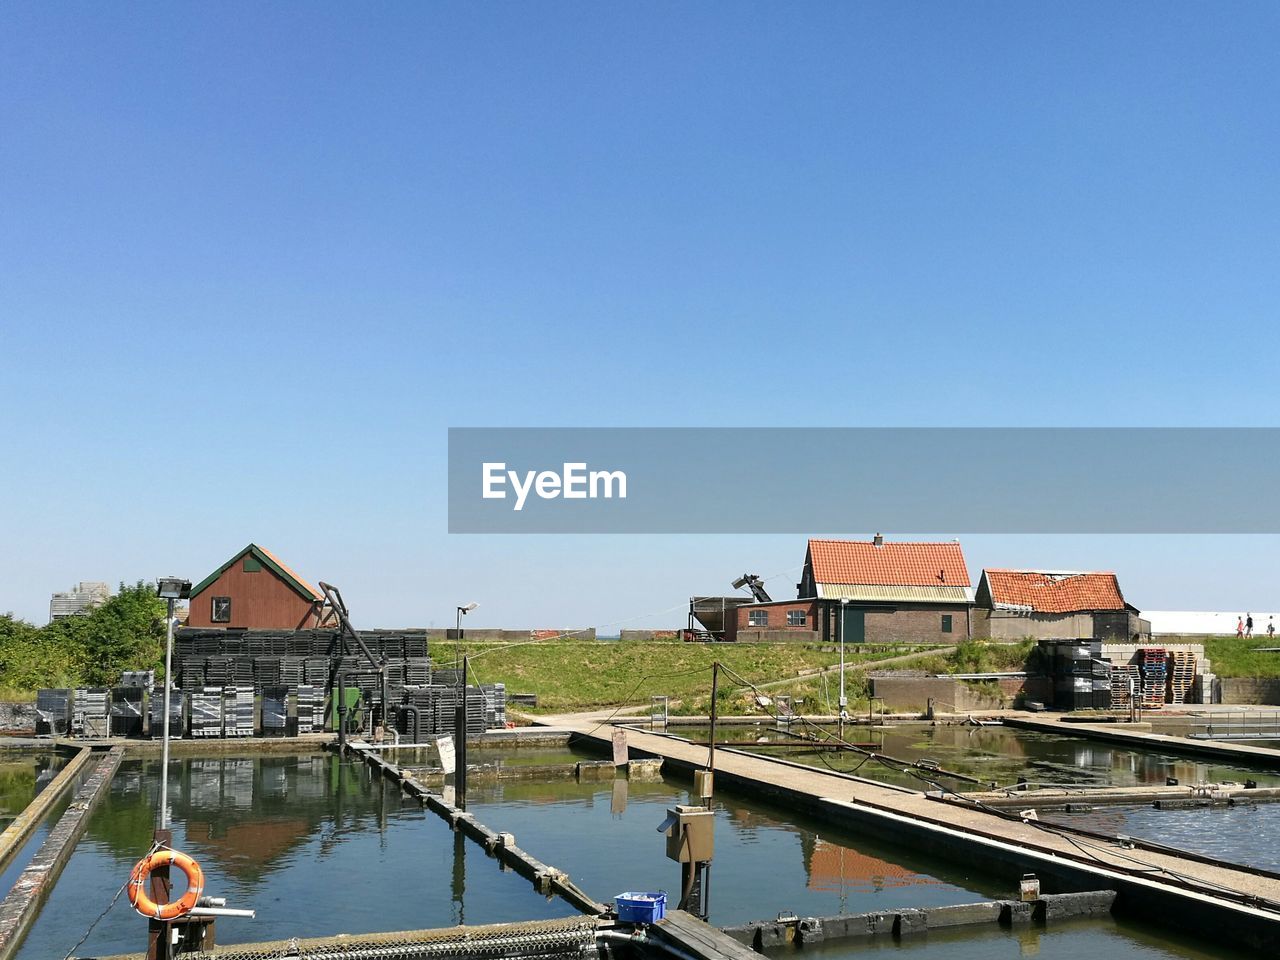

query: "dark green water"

left=661, top=723, right=1280, bottom=792
left=10, top=747, right=1263, bottom=960
left=1044, top=801, right=1280, bottom=874
left=764, top=915, right=1252, bottom=960
left=13, top=753, right=577, bottom=960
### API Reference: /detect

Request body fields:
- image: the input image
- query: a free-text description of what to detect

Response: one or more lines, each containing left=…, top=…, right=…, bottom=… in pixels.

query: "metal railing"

left=1188, top=710, right=1280, bottom=740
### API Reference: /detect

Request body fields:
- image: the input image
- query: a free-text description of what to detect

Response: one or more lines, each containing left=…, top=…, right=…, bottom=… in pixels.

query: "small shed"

left=186, top=543, right=324, bottom=630
left=974, top=569, right=1146, bottom=642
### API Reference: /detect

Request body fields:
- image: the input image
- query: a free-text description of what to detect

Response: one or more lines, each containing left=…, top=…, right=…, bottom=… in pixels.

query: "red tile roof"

left=982, top=569, right=1125, bottom=613
left=807, top=539, right=970, bottom=587
left=255, top=544, right=323, bottom=601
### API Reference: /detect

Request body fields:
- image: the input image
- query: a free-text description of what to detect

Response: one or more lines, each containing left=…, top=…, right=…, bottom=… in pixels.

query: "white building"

left=1145, top=610, right=1279, bottom=636
left=48, top=581, right=111, bottom=621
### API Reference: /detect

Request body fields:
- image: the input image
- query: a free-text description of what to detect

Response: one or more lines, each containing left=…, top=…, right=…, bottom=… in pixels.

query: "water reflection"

left=466, top=775, right=998, bottom=926
left=666, top=724, right=1280, bottom=792
left=15, top=753, right=575, bottom=960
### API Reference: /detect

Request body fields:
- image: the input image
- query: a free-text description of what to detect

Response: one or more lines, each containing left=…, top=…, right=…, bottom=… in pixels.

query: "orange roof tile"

left=982, top=569, right=1125, bottom=613
left=255, top=544, right=323, bottom=601
left=807, top=539, right=970, bottom=587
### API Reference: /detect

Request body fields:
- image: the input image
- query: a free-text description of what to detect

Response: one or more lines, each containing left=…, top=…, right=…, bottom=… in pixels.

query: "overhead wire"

left=709, top=661, right=1280, bottom=914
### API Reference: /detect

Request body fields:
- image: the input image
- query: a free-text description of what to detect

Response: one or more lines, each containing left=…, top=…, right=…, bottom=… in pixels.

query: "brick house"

left=973, top=569, right=1147, bottom=641
left=729, top=536, right=973, bottom=643
left=186, top=543, right=325, bottom=630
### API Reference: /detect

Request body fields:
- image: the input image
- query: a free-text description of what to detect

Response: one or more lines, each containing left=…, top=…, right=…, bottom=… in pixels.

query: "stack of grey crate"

left=149, top=688, right=184, bottom=738
left=120, top=670, right=155, bottom=690
left=110, top=687, right=145, bottom=737
left=482, top=683, right=507, bottom=728
left=190, top=688, right=223, bottom=737
left=296, top=684, right=321, bottom=733
left=35, top=688, right=72, bottom=736
left=224, top=686, right=255, bottom=737
left=72, top=688, right=110, bottom=738
left=397, top=684, right=489, bottom=740
left=260, top=685, right=289, bottom=736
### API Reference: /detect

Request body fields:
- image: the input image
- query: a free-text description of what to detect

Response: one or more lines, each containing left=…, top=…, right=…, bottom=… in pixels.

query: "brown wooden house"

left=186, top=543, right=324, bottom=629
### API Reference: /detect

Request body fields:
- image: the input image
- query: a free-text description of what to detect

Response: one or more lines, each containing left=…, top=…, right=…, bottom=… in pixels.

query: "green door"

left=841, top=607, right=865, bottom=644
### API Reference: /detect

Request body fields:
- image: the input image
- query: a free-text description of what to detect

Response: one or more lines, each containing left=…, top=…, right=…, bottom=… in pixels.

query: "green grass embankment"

left=436, top=639, right=925, bottom=714
left=1204, top=635, right=1280, bottom=678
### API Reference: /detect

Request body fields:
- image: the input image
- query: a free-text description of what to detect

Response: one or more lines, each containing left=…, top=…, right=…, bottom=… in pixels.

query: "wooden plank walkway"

left=545, top=713, right=1280, bottom=951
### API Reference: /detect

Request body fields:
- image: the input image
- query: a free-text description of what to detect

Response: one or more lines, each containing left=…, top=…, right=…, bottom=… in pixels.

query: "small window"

left=941, top=614, right=953, bottom=633
left=748, top=610, right=768, bottom=627
left=787, top=610, right=807, bottom=627
left=212, top=597, right=232, bottom=623
left=243, top=555, right=262, bottom=573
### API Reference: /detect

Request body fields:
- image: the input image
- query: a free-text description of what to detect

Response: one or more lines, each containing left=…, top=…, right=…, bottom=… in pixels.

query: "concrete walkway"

left=539, top=710, right=1280, bottom=950
left=1002, top=713, right=1280, bottom=766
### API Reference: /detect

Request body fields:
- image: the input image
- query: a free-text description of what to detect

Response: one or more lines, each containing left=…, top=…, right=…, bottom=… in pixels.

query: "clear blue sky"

left=2, top=3, right=1278, bottom=627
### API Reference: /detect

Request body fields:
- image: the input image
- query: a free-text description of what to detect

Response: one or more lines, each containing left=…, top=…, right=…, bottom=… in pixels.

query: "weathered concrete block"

left=894, top=910, right=927, bottom=936
left=627, top=758, right=664, bottom=781
left=924, top=901, right=1002, bottom=928
left=796, top=918, right=824, bottom=945
left=1036, top=891, right=1116, bottom=922
left=577, top=760, right=616, bottom=780
left=718, top=926, right=754, bottom=947
left=999, top=900, right=1034, bottom=925
left=755, top=924, right=792, bottom=949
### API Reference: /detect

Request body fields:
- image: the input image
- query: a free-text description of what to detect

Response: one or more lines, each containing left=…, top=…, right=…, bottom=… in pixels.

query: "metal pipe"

left=186, top=907, right=255, bottom=919
left=159, top=597, right=175, bottom=830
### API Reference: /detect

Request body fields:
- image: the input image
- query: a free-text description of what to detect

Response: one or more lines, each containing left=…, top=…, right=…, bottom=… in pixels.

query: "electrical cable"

left=62, top=840, right=162, bottom=960
left=711, top=661, right=1280, bottom=914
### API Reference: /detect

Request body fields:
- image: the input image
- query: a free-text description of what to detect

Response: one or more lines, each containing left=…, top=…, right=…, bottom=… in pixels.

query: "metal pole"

left=456, top=655, right=469, bottom=810
left=838, top=600, right=847, bottom=740
left=159, top=597, right=175, bottom=829
left=707, top=661, right=718, bottom=802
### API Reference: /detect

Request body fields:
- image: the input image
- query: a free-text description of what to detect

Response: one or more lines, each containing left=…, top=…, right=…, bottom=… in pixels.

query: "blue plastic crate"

left=615, top=891, right=666, bottom=924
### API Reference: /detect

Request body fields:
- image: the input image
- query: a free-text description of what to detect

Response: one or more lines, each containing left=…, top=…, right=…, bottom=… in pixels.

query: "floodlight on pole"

left=455, top=603, right=478, bottom=670
left=839, top=599, right=849, bottom=736
left=154, top=577, right=190, bottom=831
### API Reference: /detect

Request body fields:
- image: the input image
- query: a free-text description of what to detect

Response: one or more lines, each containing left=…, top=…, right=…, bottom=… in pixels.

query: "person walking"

left=1247, top=613, right=1254, bottom=638
left=1268, top=616, right=1275, bottom=639
left=1237, top=616, right=1245, bottom=638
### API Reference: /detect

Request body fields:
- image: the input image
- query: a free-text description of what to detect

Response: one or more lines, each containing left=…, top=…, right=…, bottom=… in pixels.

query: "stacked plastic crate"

left=72, top=688, right=110, bottom=738
left=35, top=688, right=72, bottom=736
left=1168, top=651, right=1197, bottom=705
left=149, top=688, right=184, bottom=738
left=1137, top=648, right=1168, bottom=710
left=224, top=686, right=255, bottom=737
left=261, top=685, right=289, bottom=737
left=120, top=670, right=155, bottom=690
left=1109, top=663, right=1140, bottom=710
left=189, top=688, right=223, bottom=737
left=110, top=687, right=145, bottom=737
left=296, top=685, right=321, bottom=733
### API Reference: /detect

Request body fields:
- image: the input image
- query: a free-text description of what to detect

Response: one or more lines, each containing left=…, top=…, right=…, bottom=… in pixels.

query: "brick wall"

left=862, top=606, right=970, bottom=644
left=870, top=675, right=1051, bottom=712
left=729, top=600, right=819, bottom=641
left=1220, top=678, right=1280, bottom=705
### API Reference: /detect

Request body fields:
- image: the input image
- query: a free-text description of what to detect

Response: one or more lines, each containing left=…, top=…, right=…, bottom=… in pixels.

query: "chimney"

left=873, top=533, right=884, bottom=547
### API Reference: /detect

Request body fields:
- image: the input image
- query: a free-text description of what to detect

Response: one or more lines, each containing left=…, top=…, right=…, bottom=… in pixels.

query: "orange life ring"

left=127, top=850, right=204, bottom=920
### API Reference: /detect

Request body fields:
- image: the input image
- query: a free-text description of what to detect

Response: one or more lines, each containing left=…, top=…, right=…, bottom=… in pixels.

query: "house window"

left=787, top=610, right=807, bottom=627
left=212, top=597, right=232, bottom=623
left=941, top=614, right=953, bottom=633
left=748, top=610, right=768, bottom=627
